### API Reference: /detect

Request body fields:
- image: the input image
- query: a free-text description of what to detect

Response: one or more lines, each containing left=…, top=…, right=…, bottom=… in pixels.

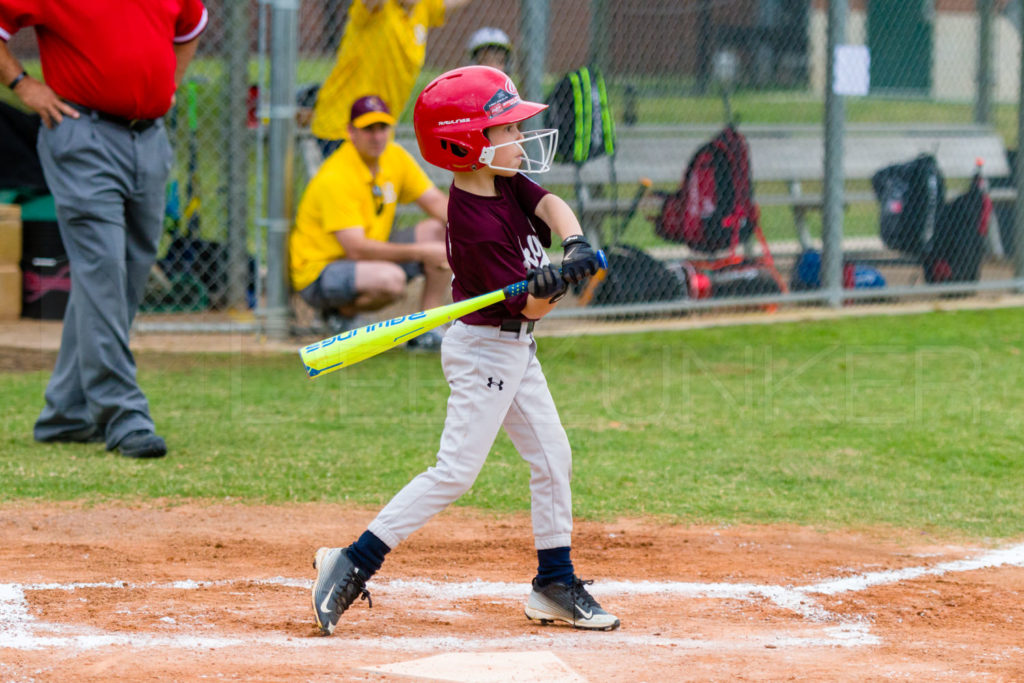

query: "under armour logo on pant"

left=486, top=377, right=504, bottom=391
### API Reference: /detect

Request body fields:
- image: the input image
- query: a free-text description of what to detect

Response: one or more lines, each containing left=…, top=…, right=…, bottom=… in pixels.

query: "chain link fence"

left=259, top=0, right=1024, bottom=336
left=4, top=2, right=1023, bottom=335
left=0, top=2, right=256, bottom=331
left=132, top=0, right=254, bottom=331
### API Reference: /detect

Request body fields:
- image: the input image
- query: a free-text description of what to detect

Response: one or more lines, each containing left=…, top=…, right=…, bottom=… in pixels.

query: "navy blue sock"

left=346, top=530, right=390, bottom=578
left=535, top=546, right=574, bottom=587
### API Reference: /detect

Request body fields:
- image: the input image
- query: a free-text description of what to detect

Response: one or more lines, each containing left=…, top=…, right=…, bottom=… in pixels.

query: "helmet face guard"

left=478, top=128, right=557, bottom=174
left=414, top=66, right=556, bottom=174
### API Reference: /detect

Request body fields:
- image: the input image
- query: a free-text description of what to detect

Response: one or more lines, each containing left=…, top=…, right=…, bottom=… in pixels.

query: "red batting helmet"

left=414, top=65, right=548, bottom=172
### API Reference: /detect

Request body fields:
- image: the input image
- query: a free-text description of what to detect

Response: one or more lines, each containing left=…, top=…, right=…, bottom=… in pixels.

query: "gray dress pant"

left=33, top=111, right=172, bottom=448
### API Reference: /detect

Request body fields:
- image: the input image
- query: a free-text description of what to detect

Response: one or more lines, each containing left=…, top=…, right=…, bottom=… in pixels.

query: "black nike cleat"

left=524, top=576, right=620, bottom=630
left=311, top=547, right=372, bottom=635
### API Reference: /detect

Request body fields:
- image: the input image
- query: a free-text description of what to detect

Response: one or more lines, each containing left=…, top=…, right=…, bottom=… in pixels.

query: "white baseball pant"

left=368, top=320, right=573, bottom=550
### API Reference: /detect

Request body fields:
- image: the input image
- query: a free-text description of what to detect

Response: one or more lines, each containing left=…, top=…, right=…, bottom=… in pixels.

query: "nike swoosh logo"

left=320, top=588, right=334, bottom=614
left=575, top=605, right=593, bottom=619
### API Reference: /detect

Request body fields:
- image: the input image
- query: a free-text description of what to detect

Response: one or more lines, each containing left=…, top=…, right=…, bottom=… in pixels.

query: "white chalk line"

left=2, top=542, right=1023, bottom=655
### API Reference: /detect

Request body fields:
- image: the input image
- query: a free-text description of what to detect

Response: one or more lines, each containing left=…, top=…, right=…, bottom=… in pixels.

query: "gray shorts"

left=299, top=234, right=423, bottom=310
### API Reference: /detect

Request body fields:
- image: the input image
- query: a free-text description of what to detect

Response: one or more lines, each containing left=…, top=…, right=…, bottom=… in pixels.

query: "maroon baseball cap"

left=351, top=95, right=396, bottom=128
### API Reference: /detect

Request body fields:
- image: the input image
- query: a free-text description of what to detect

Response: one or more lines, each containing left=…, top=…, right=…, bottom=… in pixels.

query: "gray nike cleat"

left=524, top=576, right=620, bottom=630
left=311, top=547, right=372, bottom=635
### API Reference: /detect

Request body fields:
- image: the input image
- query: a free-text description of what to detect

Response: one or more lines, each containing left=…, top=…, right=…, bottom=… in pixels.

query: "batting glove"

left=560, top=235, right=602, bottom=284
left=527, top=264, right=568, bottom=302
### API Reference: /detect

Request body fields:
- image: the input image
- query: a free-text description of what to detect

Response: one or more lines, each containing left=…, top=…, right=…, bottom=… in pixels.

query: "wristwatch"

left=7, top=70, right=27, bottom=90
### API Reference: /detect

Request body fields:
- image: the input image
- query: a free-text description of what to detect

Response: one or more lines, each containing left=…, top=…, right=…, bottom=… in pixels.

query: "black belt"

left=499, top=319, right=535, bottom=334
left=68, top=102, right=158, bottom=133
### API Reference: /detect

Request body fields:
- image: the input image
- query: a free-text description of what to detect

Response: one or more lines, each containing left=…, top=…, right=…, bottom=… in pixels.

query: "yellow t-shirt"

left=311, top=0, right=446, bottom=140
left=289, top=140, right=435, bottom=292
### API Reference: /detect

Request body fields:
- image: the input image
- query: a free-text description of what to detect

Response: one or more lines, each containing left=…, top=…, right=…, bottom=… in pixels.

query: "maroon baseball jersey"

left=447, top=172, right=553, bottom=325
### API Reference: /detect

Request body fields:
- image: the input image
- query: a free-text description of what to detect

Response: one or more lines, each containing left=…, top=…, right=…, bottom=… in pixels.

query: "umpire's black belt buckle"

left=123, top=117, right=157, bottom=132
left=499, top=319, right=535, bottom=338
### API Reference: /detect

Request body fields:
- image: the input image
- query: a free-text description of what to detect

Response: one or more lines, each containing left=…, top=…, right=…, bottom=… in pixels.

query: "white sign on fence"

left=834, top=45, right=871, bottom=96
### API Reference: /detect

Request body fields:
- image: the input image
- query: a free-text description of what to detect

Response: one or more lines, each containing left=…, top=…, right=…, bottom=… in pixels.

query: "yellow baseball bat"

left=299, top=250, right=607, bottom=378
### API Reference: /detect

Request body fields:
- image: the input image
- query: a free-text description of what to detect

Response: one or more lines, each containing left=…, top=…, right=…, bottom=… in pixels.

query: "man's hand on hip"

left=13, top=77, right=79, bottom=129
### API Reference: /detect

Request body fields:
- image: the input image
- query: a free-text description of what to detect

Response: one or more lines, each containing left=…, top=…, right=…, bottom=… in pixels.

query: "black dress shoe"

left=115, top=431, right=168, bottom=459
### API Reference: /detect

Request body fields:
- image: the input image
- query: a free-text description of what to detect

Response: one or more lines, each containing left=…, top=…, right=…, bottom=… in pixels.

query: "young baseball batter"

left=311, top=65, right=618, bottom=635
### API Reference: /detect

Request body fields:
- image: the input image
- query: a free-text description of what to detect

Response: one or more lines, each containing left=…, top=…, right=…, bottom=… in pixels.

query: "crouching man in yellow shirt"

left=290, top=95, right=450, bottom=349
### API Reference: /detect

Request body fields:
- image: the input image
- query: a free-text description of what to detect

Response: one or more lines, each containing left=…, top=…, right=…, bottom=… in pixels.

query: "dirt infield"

left=5, top=303, right=1024, bottom=680
left=2, top=503, right=1022, bottom=681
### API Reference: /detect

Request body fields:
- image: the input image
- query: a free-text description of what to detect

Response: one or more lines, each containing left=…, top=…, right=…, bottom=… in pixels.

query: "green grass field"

left=3, top=307, right=1023, bottom=538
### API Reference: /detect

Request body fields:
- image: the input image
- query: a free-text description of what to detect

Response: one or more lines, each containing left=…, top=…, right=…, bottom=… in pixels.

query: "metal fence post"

left=1015, top=5, right=1024, bottom=288
left=225, top=0, right=251, bottom=312
left=976, top=0, right=994, bottom=124
left=823, top=0, right=848, bottom=308
left=696, top=0, right=712, bottom=95
left=265, top=0, right=297, bottom=339
left=589, top=0, right=610, bottom=75
left=520, top=0, right=549, bottom=104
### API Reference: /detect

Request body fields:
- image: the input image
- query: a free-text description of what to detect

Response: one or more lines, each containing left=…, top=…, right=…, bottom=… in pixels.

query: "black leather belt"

left=499, top=319, right=535, bottom=334
left=68, top=102, right=158, bottom=133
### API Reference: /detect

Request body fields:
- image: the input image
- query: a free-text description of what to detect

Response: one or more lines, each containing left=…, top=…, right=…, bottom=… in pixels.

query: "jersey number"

left=521, top=234, right=547, bottom=271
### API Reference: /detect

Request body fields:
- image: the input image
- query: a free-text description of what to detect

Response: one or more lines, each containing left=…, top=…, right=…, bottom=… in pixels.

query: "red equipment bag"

left=655, top=125, right=758, bottom=253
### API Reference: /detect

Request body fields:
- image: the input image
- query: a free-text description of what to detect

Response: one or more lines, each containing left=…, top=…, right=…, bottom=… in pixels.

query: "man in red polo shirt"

left=0, top=1, right=208, bottom=459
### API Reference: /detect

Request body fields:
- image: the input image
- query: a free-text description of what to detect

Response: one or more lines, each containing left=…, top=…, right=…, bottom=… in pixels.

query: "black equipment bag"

left=924, top=169, right=991, bottom=283
left=0, top=101, right=46, bottom=191
left=590, top=244, right=686, bottom=305
left=655, top=125, right=757, bottom=252
left=19, top=198, right=70, bottom=320
left=545, top=66, right=616, bottom=165
left=871, top=154, right=945, bottom=255
left=160, top=235, right=229, bottom=307
left=705, top=262, right=784, bottom=298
